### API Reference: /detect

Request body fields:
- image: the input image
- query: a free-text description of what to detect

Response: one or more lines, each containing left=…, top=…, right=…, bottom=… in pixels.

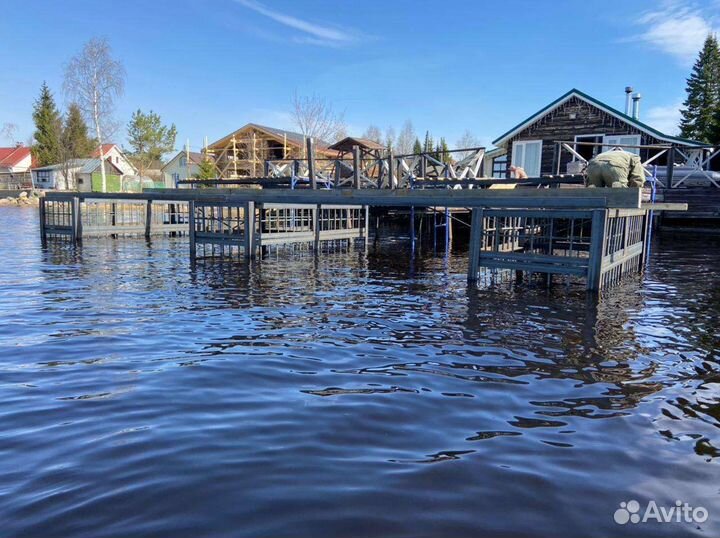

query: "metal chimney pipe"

left=632, top=93, right=641, bottom=120
left=625, top=86, right=634, bottom=116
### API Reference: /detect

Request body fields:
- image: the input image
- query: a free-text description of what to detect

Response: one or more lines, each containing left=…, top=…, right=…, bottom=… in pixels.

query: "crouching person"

left=585, top=150, right=645, bottom=188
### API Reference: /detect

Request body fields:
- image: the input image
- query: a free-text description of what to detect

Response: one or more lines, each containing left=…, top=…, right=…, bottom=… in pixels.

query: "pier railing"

left=40, top=196, right=189, bottom=242
left=40, top=188, right=683, bottom=291
left=467, top=207, right=648, bottom=290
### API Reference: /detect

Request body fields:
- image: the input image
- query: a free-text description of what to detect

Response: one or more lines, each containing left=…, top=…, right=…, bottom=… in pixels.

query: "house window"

left=603, top=135, right=641, bottom=155
left=511, top=140, right=542, bottom=177
left=172, top=173, right=180, bottom=184
left=36, top=170, right=50, bottom=182
left=492, top=155, right=507, bottom=178
left=179, top=157, right=187, bottom=167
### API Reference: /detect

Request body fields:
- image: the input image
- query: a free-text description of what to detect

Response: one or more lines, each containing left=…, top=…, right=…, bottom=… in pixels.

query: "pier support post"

left=244, top=201, right=255, bottom=259
left=71, top=196, right=81, bottom=245
left=353, top=145, right=361, bottom=189
left=145, top=200, right=152, bottom=239
left=189, top=201, right=196, bottom=260
left=39, top=197, right=47, bottom=245
left=363, top=205, right=370, bottom=247
left=314, top=204, right=321, bottom=252
left=410, top=206, right=415, bottom=249
left=586, top=209, right=607, bottom=291
left=467, top=208, right=484, bottom=282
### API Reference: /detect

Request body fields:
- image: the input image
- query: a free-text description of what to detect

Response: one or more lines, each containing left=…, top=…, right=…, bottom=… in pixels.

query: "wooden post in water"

left=145, top=200, right=152, bottom=239
left=314, top=203, right=321, bottom=251
left=188, top=200, right=196, bottom=260
left=39, top=197, right=46, bottom=244
left=467, top=208, right=484, bottom=282
left=70, top=196, right=81, bottom=244
left=363, top=205, right=369, bottom=247
left=244, top=201, right=255, bottom=259
left=307, top=137, right=316, bottom=190
left=353, top=145, right=361, bottom=189
left=586, top=209, right=608, bottom=291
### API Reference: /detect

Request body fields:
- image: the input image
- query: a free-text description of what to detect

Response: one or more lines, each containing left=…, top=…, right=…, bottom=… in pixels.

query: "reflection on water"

left=0, top=206, right=719, bottom=538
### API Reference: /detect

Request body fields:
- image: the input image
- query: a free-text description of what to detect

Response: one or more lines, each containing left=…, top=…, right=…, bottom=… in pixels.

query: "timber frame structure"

left=205, top=124, right=336, bottom=179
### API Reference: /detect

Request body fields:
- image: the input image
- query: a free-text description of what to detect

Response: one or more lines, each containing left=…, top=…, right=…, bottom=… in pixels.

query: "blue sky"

left=1, top=0, right=718, bottom=153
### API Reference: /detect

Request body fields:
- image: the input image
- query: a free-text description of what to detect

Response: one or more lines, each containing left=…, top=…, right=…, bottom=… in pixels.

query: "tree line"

left=30, top=37, right=179, bottom=190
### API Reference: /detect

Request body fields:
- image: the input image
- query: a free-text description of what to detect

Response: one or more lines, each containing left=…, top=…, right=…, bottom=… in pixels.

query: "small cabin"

left=492, top=88, right=704, bottom=178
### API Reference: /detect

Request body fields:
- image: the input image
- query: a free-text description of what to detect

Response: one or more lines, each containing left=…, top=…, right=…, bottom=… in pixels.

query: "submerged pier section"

left=39, top=188, right=681, bottom=291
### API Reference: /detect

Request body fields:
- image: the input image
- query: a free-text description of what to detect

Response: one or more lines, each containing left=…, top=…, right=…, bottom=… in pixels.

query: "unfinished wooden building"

left=205, top=124, right=335, bottom=179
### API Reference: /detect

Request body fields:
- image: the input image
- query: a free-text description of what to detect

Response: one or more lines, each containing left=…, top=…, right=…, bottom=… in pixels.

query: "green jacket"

left=589, top=150, right=645, bottom=187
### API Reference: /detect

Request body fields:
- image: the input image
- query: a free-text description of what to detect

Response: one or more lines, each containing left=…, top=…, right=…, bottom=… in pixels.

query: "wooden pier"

left=39, top=188, right=684, bottom=291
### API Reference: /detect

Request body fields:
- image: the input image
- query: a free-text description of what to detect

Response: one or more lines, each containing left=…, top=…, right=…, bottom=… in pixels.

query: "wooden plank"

left=640, top=202, right=688, bottom=211
left=45, top=187, right=644, bottom=209
left=479, top=252, right=589, bottom=267
left=478, top=259, right=587, bottom=276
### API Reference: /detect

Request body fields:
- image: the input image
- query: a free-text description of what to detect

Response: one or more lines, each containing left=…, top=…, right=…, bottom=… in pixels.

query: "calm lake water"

left=1, top=206, right=719, bottom=537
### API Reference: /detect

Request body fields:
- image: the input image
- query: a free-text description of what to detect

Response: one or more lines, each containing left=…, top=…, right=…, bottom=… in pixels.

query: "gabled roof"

left=208, top=123, right=331, bottom=151
left=161, top=150, right=213, bottom=171
left=92, top=144, right=118, bottom=157
left=492, top=88, right=704, bottom=148
left=328, top=136, right=386, bottom=151
left=0, top=145, right=32, bottom=167
left=33, top=158, right=123, bottom=175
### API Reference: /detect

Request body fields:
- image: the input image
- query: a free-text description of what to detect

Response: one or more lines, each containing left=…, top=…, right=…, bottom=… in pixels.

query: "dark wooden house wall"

left=505, top=96, right=664, bottom=176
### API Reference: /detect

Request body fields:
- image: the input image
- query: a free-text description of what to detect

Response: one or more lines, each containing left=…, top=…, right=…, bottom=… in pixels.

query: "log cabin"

left=490, top=88, right=704, bottom=178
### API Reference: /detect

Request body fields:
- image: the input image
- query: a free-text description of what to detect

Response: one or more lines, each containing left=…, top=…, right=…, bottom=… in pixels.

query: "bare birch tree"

left=362, top=125, right=382, bottom=143
left=395, top=120, right=416, bottom=154
left=291, top=92, right=346, bottom=143
left=1, top=122, right=19, bottom=144
left=63, top=37, right=125, bottom=192
left=455, top=130, right=482, bottom=159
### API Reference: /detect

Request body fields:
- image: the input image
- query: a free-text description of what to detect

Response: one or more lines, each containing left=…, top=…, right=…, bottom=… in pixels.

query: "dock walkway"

left=39, top=188, right=685, bottom=291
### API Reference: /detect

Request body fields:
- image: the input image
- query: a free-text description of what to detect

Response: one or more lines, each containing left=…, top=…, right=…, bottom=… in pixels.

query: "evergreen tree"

left=423, top=131, right=434, bottom=154
left=196, top=158, right=216, bottom=180
left=439, top=137, right=451, bottom=163
left=126, top=109, right=177, bottom=176
left=679, top=34, right=720, bottom=143
left=412, top=138, right=422, bottom=154
left=62, top=103, right=94, bottom=159
left=32, top=82, right=62, bottom=166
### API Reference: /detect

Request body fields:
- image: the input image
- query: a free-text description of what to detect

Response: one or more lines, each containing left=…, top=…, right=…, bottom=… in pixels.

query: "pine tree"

left=439, top=137, right=451, bottom=163
left=412, top=138, right=422, bottom=154
left=62, top=103, right=94, bottom=159
left=126, top=109, right=177, bottom=176
left=423, top=131, right=434, bottom=154
left=679, top=34, right=720, bottom=143
left=196, top=158, right=216, bottom=180
left=32, top=82, right=62, bottom=166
